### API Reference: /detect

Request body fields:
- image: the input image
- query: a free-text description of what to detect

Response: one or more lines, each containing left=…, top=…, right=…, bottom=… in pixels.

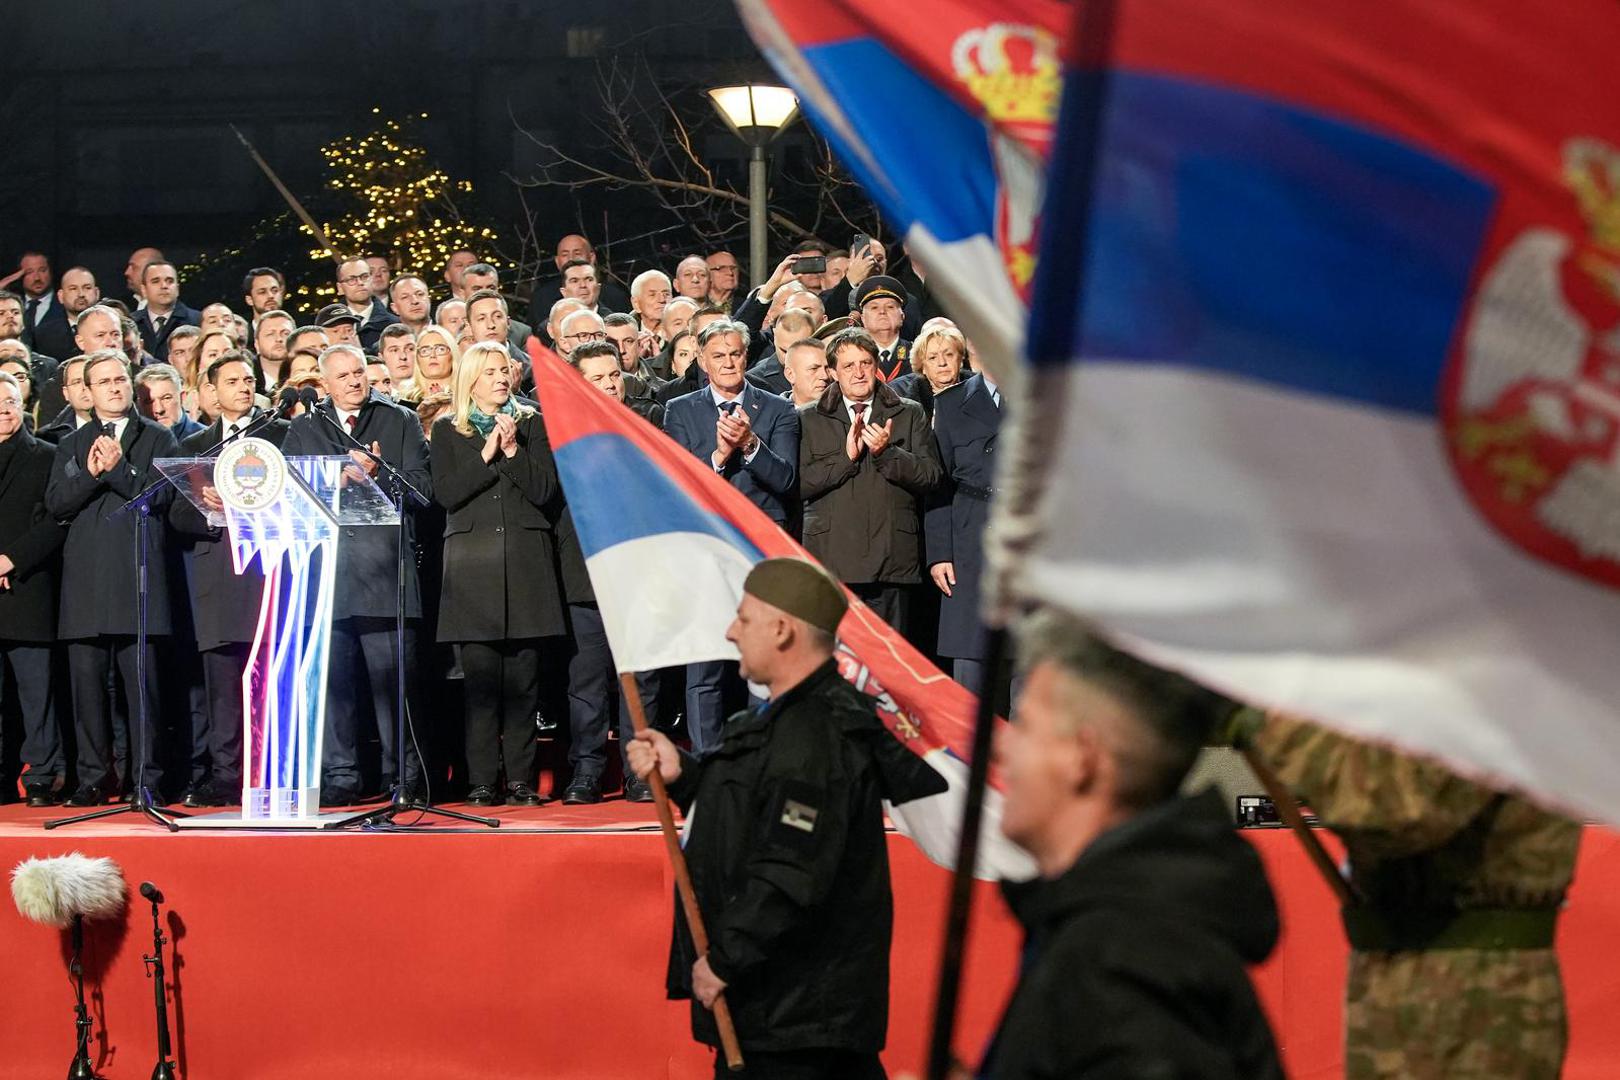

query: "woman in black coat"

left=430, top=341, right=566, bottom=806
left=888, top=320, right=967, bottom=424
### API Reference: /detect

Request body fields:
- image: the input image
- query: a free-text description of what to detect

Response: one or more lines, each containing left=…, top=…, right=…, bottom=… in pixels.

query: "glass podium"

left=155, top=439, right=399, bottom=829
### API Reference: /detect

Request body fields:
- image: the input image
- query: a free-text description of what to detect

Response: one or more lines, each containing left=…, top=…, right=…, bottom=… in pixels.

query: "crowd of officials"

left=0, top=234, right=1003, bottom=812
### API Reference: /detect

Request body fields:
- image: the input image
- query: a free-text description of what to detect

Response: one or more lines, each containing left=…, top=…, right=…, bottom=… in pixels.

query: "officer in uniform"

left=1222, top=710, right=1580, bottom=1079
left=627, top=558, right=944, bottom=1079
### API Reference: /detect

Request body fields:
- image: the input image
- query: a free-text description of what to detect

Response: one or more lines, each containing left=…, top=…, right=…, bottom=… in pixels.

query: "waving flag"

left=1010, top=0, right=1620, bottom=822
left=532, top=351, right=1034, bottom=880
left=737, top=0, right=1066, bottom=384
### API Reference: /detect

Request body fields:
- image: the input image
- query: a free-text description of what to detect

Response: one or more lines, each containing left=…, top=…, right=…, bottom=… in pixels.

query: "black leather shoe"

left=623, top=777, right=654, bottom=804
left=319, top=785, right=360, bottom=808
left=182, top=784, right=227, bottom=809
left=562, top=776, right=602, bottom=805
left=465, top=785, right=502, bottom=807
left=505, top=783, right=542, bottom=807
left=65, top=785, right=107, bottom=807
left=25, top=785, right=59, bottom=808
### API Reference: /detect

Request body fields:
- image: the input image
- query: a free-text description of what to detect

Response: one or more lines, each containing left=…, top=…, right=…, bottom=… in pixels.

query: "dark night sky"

left=3, top=0, right=785, bottom=292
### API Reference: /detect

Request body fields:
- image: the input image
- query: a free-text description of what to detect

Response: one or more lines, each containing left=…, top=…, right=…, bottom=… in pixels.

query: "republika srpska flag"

left=1014, top=1, right=1620, bottom=822
left=531, top=352, right=1034, bottom=880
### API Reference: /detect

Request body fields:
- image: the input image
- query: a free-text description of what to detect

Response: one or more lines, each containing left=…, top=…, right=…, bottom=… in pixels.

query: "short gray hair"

left=318, top=343, right=366, bottom=373
left=696, top=318, right=751, bottom=353
left=134, top=363, right=183, bottom=391
left=631, top=269, right=672, bottom=298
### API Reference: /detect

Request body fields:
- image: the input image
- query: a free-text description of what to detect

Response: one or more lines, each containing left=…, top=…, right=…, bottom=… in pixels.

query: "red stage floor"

left=2, top=802, right=1617, bottom=1079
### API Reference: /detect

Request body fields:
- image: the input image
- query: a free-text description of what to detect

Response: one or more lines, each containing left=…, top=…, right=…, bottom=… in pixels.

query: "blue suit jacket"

left=663, top=382, right=800, bottom=526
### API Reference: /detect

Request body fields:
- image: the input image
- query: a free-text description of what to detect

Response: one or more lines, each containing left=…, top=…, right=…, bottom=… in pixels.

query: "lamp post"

left=708, top=84, right=799, bottom=288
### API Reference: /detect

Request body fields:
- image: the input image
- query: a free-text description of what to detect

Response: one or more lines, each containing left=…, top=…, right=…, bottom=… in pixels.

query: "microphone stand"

left=141, top=893, right=178, bottom=1080
left=310, top=403, right=498, bottom=830
left=48, top=419, right=187, bottom=832
left=67, top=914, right=98, bottom=1080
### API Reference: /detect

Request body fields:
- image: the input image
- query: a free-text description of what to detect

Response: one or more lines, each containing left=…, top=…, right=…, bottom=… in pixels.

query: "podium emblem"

left=215, top=437, right=287, bottom=513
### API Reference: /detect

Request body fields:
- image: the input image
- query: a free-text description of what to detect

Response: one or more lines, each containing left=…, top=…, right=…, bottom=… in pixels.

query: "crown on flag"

left=951, top=23, right=1062, bottom=127
left=1567, top=137, right=1620, bottom=253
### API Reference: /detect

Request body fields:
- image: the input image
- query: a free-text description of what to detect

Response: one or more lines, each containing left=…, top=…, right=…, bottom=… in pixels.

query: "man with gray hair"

left=976, top=609, right=1283, bottom=1079
left=662, top=318, right=800, bottom=752
left=282, top=342, right=433, bottom=806
left=134, top=363, right=204, bottom=439
left=629, top=269, right=673, bottom=344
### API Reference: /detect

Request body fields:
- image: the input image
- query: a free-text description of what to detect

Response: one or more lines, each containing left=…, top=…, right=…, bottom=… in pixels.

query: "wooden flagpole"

left=619, top=672, right=745, bottom=1071
left=229, top=124, right=343, bottom=265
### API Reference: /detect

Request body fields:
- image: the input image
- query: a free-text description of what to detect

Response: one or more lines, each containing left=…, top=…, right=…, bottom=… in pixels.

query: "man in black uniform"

left=628, top=558, right=945, bottom=1079
left=168, top=352, right=289, bottom=807
left=977, top=609, right=1283, bottom=1080
left=282, top=343, right=433, bottom=805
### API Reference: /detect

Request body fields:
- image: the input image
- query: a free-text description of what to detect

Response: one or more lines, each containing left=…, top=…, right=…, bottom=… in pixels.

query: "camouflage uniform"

left=1236, top=711, right=1581, bottom=1080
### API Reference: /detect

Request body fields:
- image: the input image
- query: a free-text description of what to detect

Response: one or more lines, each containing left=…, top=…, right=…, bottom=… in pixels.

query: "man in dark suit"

left=799, top=327, right=943, bottom=636
left=663, top=319, right=800, bottom=752
left=167, top=353, right=288, bottom=807
left=819, top=239, right=924, bottom=341
left=925, top=372, right=1005, bottom=700
left=282, top=344, right=433, bottom=805
left=45, top=349, right=182, bottom=806
left=527, top=234, right=631, bottom=329
left=29, top=266, right=101, bottom=363
left=336, top=258, right=401, bottom=353
left=0, top=371, right=68, bottom=805
left=135, top=363, right=205, bottom=441
left=132, top=260, right=200, bottom=363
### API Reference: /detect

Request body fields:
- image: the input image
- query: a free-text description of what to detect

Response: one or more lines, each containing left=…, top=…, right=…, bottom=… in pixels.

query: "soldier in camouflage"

left=1225, top=710, right=1581, bottom=1079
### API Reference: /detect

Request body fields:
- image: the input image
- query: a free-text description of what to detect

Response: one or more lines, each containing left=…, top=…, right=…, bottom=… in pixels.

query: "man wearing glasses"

left=46, top=344, right=183, bottom=806
left=336, top=257, right=400, bottom=352
left=705, top=250, right=742, bottom=311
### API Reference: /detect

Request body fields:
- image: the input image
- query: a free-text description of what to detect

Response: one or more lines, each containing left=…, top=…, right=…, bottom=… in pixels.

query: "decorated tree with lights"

left=184, top=111, right=498, bottom=311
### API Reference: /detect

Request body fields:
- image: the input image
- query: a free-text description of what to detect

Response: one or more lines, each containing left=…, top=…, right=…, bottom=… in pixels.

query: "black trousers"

left=565, top=602, right=660, bottom=782
left=851, top=582, right=911, bottom=639
left=0, top=642, right=63, bottom=784
left=711, top=1048, right=886, bottom=1080
left=68, top=637, right=163, bottom=793
left=685, top=659, right=740, bottom=755
left=460, top=639, right=540, bottom=788
left=196, top=644, right=249, bottom=788
left=324, top=617, right=422, bottom=791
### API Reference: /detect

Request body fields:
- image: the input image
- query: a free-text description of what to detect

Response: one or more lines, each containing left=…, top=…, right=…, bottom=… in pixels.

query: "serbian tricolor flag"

left=1014, top=1, right=1620, bottom=822
left=737, top=0, right=1067, bottom=381
left=532, top=351, right=1034, bottom=879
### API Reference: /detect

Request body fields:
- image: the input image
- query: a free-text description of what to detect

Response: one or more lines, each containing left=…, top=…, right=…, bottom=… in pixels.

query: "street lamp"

left=708, top=84, right=799, bottom=288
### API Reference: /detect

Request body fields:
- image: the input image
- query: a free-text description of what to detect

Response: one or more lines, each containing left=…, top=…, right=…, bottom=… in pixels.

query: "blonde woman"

left=890, top=320, right=967, bottom=422
left=429, top=341, right=564, bottom=806
left=409, top=324, right=459, bottom=402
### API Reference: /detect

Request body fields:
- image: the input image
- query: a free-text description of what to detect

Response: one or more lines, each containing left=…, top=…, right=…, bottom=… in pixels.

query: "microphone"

left=274, top=384, right=300, bottom=418
left=10, top=854, right=128, bottom=928
left=298, top=386, right=320, bottom=411
left=139, top=881, right=164, bottom=905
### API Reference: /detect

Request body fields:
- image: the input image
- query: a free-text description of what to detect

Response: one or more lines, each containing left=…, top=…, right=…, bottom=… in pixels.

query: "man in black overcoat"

left=45, top=349, right=181, bottom=805
left=627, top=559, right=944, bottom=1079
left=282, top=344, right=433, bottom=804
left=0, top=372, right=69, bottom=804
left=168, top=354, right=289, bottom=807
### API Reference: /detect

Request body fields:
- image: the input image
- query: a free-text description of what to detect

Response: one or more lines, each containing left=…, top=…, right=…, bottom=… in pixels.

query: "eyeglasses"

left=707, top=263, right=739, bottom=273
left=419, top=344, right=453, bottom=356
left=339, top=274, right=371, bottom=285
left=564, top=331, right=607, bottom=343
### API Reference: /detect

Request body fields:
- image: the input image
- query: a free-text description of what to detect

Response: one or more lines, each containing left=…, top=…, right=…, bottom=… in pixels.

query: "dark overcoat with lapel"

left=168, top=416, right=289, bottom=650
left=0, top=429, right=68, bottom=642
left=280, top=391, right=432, bottom=620
left=663, top=382, right=800, bottom=527
left=745, top=350, right=790, bottom=396
left=45, top=413, right=181, bottom=638
left=798, top=381, right=942, bottom=585
left=429, top=410, right=567, bottom=642
left=924, top=375, right=1002, bottom=659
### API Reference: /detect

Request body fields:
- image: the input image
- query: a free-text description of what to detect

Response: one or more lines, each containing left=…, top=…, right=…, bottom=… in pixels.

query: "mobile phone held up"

left=793, top=255, right=826, bottom=274
left=851, top=233, right=871, bottom=261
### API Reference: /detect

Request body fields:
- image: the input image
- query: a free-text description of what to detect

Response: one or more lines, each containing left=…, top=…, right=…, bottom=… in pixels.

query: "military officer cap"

left=852, top=275, right=907, bottom=312
left=743, top=558, right=849, bottom=636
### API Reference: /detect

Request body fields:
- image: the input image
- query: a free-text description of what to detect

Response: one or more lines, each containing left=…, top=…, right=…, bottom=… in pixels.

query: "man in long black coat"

left=981, top=610, right=1283, bottom=1080
left=798, top=328, right=941, bottom=637
left=282, top=344, right=433, bottom=804
left=45, top=350, right=181, bottom=805
left=168, top=354, right=289, bottom=807
left=627, top=559, right=944, bottom=1079
left=0, top=372, right=68, bottom=804
left=925, top=372, right=1004, bottom=698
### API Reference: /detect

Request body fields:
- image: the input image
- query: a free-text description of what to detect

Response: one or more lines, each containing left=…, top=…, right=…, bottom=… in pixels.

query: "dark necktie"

left=345, top=414, right=357, bottom=431
left=154, top=314, right=168, bottom=335
left=25, top=298, right=38, bottom=331
left=851, top=402, right=867, bottom=423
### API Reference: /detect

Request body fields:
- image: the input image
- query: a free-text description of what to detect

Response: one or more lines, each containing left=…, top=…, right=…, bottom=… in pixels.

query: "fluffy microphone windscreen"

left=11, top=854, right=127, bottom=927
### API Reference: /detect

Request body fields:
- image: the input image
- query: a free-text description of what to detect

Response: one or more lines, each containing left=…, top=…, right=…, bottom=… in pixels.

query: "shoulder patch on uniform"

left=780, top=798, right=819, bottom=834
